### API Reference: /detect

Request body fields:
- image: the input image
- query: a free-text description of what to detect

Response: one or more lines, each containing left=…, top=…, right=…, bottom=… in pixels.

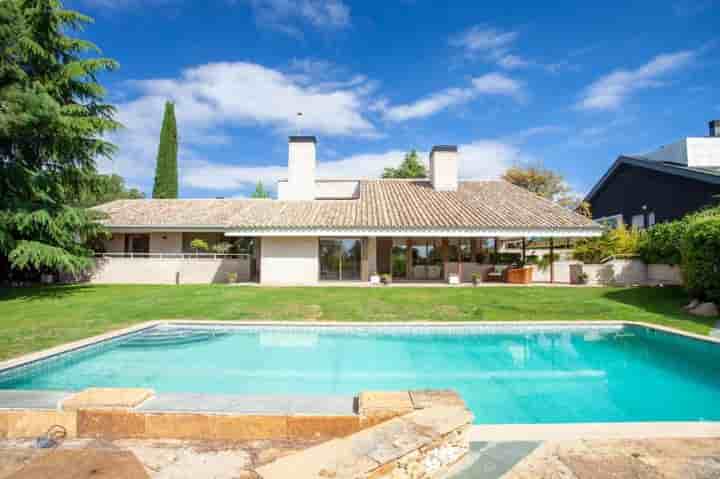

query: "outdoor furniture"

left=484, top=265, right=509, bottom=282
left=506, top=266, right=533, bottom=284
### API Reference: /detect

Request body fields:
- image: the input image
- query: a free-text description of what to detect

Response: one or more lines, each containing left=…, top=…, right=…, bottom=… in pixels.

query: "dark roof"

left=585, top=155, right=720, bottom=203
left=95, top=180, right=600, bottom=231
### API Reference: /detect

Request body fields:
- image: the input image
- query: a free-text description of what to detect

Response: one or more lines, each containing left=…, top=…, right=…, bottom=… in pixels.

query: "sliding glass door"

left=319, top=239, right=362, bottom=281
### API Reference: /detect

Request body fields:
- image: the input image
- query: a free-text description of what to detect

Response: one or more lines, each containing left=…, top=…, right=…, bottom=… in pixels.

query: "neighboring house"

left=93, top=136, right=601, bottom=285
left=587, top=120, right=720, bottom=229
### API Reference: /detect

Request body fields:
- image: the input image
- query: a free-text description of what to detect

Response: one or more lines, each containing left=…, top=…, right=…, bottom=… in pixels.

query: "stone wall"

left=257, top=390, right=473, bottom=479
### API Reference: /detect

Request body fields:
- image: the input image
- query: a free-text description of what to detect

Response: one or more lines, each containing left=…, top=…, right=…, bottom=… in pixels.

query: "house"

left=93, top=136, right=602, bottom=285
left=586, top=120, right=720, bottom=229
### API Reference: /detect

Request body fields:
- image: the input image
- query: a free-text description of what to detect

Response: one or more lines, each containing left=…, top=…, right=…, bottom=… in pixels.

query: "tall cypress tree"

left=152, top=101, right=178, bottom=198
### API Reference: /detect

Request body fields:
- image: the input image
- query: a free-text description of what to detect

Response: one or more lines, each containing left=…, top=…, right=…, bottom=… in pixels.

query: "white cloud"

left=99, top=61, right=377, bottom=186
left=381, top=73, right=524, bottom=122
left=450, top=26, right=517, bottom=57
left=180, top=138, right=535, bottom=191
left=247, top=0, right=350, bottom=36
left=497, top=54, right=531, bottom=70
left=576, top=50, right=696, bottom=111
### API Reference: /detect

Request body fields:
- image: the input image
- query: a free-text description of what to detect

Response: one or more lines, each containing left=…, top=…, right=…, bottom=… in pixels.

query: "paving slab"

left=0, top=390, right=70, bottom=410
left=138, top=392, right=356, bottom=416
left=62, top=388, right=154, bottom=411
left=448, top=441, right=540, bottom=479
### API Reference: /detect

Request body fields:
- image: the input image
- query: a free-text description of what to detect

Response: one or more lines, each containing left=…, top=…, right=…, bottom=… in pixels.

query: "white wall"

left=686, top=137, right=720, bottom=168
left=647, top=264, right=683, bottom=285
left=260, top=236, right=319, bottom=284
left=315, top=180, right=359, bottom=199
left=643, top=137, right=720, bottom=168
left=91, top=257, right=251, bottom=284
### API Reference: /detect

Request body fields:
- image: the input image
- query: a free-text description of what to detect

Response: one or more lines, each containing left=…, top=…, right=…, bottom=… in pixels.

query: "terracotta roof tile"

left=94, top=180, right=600, bottom=231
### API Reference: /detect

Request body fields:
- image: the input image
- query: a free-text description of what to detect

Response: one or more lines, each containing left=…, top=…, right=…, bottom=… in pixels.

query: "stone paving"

left=452, top=437, right=720, bottom=479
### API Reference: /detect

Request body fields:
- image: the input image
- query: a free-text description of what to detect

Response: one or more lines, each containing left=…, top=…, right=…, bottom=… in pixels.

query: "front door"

left=319, top=239, right=362, bottom=281
left=125, top=234, right=150, bottom=254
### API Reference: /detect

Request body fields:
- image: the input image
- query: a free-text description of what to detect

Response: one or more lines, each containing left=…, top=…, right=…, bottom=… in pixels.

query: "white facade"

left=260, top=236, right=319, bottom=284
left=91, top=257, right=251, bottom=284
left=644, top=137, right=720, bottom=168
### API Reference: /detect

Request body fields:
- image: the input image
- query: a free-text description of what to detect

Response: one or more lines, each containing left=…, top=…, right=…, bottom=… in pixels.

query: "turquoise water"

left=2, top=324, right=720, bottom=424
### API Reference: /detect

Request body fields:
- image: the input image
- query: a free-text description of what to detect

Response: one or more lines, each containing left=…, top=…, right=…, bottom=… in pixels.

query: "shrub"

left=572, top=224, right=643, bottom=264
left=638, top=220, right=687, bottom=265
left=226, top=272, right=238, bottom=283
left=681, top=217, right=720, bottom=303
left=190, top=238, right=209, bottom=253
left=212, top=242, right=232, bottom=254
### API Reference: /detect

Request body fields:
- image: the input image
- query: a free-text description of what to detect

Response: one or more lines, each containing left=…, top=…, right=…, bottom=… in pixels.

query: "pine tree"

left=0, top=0, right=120, bottom=278
left=251, top=181, right=270, bottom=198
left=152, top=101, right=178, bottom=198
left=382, top=150, right=427, bottom=178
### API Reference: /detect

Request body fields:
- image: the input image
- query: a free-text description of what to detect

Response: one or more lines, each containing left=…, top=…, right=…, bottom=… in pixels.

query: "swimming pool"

left=2, top=323, right=719, bottom=424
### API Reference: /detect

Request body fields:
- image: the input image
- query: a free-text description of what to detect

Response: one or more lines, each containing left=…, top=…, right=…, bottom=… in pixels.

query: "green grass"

left=0, top=284, right=713, bottom=361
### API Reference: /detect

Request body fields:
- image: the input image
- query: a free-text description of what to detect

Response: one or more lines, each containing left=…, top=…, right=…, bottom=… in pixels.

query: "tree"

left=152, top=101, right=178, bottom=198
left=0, top=0, right=119, bottom=277
left=382, top=150, right=427, bottom=178
left=501, top=164, right=570, bottom=201
left=76, top=174, right=144, bottom=207
left=251, top=181, right=270, bottom=198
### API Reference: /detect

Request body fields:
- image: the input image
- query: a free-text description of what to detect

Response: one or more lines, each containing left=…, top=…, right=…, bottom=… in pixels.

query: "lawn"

left=0, top=284, right=712, bottom=361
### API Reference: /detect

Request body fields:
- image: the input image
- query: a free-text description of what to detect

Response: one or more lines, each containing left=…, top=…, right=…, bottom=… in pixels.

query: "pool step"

left=119, top=329, right=226, bottom=347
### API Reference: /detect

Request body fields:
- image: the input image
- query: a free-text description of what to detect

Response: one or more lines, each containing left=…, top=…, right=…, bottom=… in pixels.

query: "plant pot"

left=448, top=274, right=460, bottom=285
left=369, top=274, right=381, bottom=285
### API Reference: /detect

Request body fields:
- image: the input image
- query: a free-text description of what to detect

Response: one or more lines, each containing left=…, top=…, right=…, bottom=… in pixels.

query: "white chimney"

left=429, top=145, right=458, bottom=191
left=283, top=136, right=316, bottom=200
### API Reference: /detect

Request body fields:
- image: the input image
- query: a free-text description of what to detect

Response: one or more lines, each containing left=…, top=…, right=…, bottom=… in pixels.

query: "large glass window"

left=319, top=239, right=362, bottom=281
left=391, top=240, right=408, bottom=280
left=411, top=239, right=443, bottom=280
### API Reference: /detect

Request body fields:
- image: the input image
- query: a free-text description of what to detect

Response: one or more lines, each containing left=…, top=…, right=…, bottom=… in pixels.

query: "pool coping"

left=1, top=319, right=720, bottom=441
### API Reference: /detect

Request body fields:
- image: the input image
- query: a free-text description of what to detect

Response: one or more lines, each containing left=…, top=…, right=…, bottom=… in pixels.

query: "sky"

left=66, top=0, right=720, bottom=199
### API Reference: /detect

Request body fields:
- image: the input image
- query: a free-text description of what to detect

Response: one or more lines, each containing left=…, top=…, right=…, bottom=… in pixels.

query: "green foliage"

left=190, top=238, right=209, bottom=253
left=502, top=164, right=569, bottom=201
left=211, top=242, right=232, bottom=254
left=572, top=224, right=643, bottom=264
left=76, top=173, right=144, bottom=207
left=681, top=217, right=720, bottom=303
left=152, top=101, right=178, bottom=198
left=0, top=0, right=119, bottom=276
left=226, top=272, right=238, bottom=283
left=536, top=253, right=560, bottom=272
left=382, top=150, right=427, bottom=178
left=251, top=181, right=270, bottom=198
left=638, top=220, right=687, bottom=265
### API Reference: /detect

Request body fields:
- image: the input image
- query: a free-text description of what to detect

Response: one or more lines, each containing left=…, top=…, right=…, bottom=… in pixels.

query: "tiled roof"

left=94, top=180, right=600, bottom=231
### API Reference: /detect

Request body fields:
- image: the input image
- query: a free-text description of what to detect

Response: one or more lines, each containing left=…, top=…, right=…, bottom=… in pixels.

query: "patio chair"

left=485, top=265, right=509, bottom=282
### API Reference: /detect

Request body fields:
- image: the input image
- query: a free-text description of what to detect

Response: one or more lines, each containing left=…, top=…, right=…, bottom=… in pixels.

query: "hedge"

left=682, top=216, right=720, bottom=303
left=638, top=220, right=687, bottom=265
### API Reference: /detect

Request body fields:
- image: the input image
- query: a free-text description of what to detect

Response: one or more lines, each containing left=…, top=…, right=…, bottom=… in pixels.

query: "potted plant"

left=226, top=272, right=238, bottom=284
left=190, top=238, right=209, bottom=257
left=471, top=272, right=481, bottom=286
left=577, top=272, right=589, bottom=285
left=212, top=242, right=232, bottom=255
left=448, top=273, right=460, bottom=285
left=369, top=273, right=381, bottom=285
left=380, top=273, right=392, bottom=285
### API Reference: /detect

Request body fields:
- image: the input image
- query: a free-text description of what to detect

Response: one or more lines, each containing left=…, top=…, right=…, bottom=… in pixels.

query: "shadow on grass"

left=0, top=284, right=94, bottom=302
left=603, top=287, right=716, bottom=329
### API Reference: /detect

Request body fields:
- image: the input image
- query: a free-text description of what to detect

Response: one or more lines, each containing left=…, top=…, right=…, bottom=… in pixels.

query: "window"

left=631, top=214, right=645, bottom=229
left=594, top=214, right=623, bottom=229
left=648, top=212, right=656, bottom=227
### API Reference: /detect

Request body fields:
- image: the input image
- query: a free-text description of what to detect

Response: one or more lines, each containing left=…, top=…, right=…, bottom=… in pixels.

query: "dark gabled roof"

left=585, top=155, right=720, bottom=203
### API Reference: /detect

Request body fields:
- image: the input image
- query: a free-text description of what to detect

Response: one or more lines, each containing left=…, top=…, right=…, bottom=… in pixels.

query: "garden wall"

left=530, top=259, right=682, bottom=286
left=90, top=257, right=251, bottom=284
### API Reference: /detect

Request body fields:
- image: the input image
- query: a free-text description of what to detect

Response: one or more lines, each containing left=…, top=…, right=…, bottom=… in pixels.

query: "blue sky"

left=67, top=0, right=720, bottom=198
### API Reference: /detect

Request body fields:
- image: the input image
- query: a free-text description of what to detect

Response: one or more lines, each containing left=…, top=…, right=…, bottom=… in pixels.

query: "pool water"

left=2, top=324, right=720, bottom=424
